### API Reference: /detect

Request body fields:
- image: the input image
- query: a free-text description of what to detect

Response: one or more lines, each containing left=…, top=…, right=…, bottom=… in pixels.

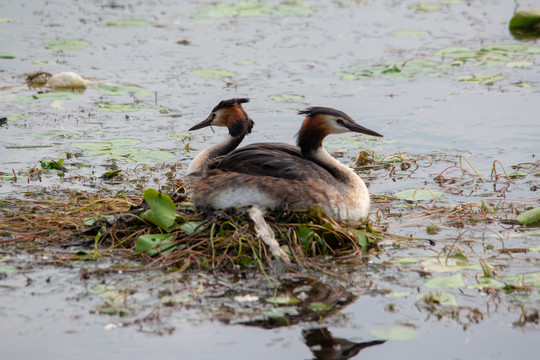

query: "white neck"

left=310, top=147, right=370, bottom=220
left=187, top=134, right=240, bottom=174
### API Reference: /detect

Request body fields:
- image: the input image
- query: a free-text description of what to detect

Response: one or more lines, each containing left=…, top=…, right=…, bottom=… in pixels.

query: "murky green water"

left=1, top=0, right=539, bottom=359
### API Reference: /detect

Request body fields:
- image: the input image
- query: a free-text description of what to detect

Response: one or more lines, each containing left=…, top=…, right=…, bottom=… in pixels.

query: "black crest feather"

left=212, top=98, right=249, bottom=113
left=298, top=106, right=353, bottom=121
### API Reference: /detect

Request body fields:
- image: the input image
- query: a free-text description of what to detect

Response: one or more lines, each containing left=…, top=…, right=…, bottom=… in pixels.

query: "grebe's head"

left=189, top=98, right=254, bottom=137
left=296, top=107, right=383, bottom=153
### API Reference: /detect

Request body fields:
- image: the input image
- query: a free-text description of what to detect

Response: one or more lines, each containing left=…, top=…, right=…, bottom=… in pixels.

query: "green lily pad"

left=0, top=54, right=16, bottom=59
left=269, top=93, right=305, bottom=102
left=110, top=148, right=174, bottom=162
left=168, top=132, right=192, bottom=139
left=267, top=294, right=300, bottom=305
left=108, top=138, right=141, bottom=147
left=97, top=103, right=143, bottom=112
left=32, top=130, right=73, bottom=138
left=0, top=18, right=12, bottom=23
left=370, top=326, right=418, bottom=341
left=516, top=207, right=540, bottom=225
left=263, top=306, right=299, bottom=318
left=506, top=61, right=534, bottom=68
left=394, top=188, right=442, bottom=201
left=504, top=272, right=540, bottom=288
left=457, top=72, right=506, bottom=84
left=392, top=30, right=430, bottom=36
left=135, top=233, right=175, bottom=256
left=416, top=291, right=458, bottom=306
left=187, top=1, right=318, bottom=19
left=179, top=221, right=202, bottom=235
left=408, top=2, right=443, bottom=13
left=195, top=68, right=236, bottom=79
left=34, top=92, right=82, bottom=100
left=105, top=18, right=149, bottom=27
left=0, top=265, right=16, bottom=275
left=90, top=284, right=116, bottom=294
left=307, top=302, right=334, bottom=311
left=141, top=189, right=177, bottom=232
left=6, top=113, right=29, bottom=121
left=45, top=39, right=89, bottom=52
left=424, top=274, right=465, bottom=289
left=392, top=258, right=419, bottom=264
left=72, top=141, right=113, bottom=151
left=467, top=276, right=506, bottom=290
left=235, top=60, right=255, bottom=65
left=98, top=84, right=143, bottom=96
left=435, top=46, right=476, bottom=60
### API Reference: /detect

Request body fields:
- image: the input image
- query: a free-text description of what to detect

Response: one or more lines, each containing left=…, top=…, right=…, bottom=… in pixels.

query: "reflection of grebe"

left=187, top=98, right=253, bottom=174
left=303, top=327, right=386, bottom=360
left=189, top=107, right=382, bottom=220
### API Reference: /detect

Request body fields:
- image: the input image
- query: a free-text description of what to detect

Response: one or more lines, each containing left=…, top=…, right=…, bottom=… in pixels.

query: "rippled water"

left=1, top=0, right=539, bottom=359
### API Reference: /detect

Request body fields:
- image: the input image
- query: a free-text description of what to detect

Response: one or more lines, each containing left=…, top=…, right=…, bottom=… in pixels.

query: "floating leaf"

left=394, top=188, right=442, bottom=201
left=235, top=60, right=255, bottom=65
left=90, top=284, right=116, bottom=294
left=97, top=103, right=143, bottom=112
left=370, top=326, right=418, bottom=341
left=195, top=68, right=235, bottom=79
left=435, top=46, right=475, bottom=60
left=457, top=72, right=506, bottom=84
left=108, top=138, right=141, bottom=147
left=416, top=291, right=458, bottom=306
left=307, top=302, right=334, bottom=311
left=392, top=258, right=419, bottom=264
left=141, top=189, right=177, bottom=231
left=0, top=54, right=16, bottom=59
left=267, top=294, right=300, bottom=305
left=0, top=18, right=12, bottom=23
left=45, top=39, right=89, bottom=52
left=32, top=130, right=73, bottom=138
left=507, top=61, right=534, bottom=68
left=98, top=84, right=143, bottom=96
left=504, top=272, right=540, bottom=288
left=135, top=234, right=175, bottom=256
left=392, top=30, right=430, bottom=36
left=187, top=1, right=318, bottom=18
left=424, top=273, right=465, bottom=289
left=269, top=93, right=305, bottom=102
left=110, top=147, right=173, bottom=162
left=105, top=18, right=149, bottom=27
left=467, top=276, right=506, bottom=290
left=0, top=265, right=16, bottom=275
left=408, top=2, right=443, bottom=13
left=72, top=141, right=112, bottom=151
left=34, top=91, right=82, bottom=100
left=516, top=207, right=540, bottom=225
left=386, top=290, right=411, bottom=298
left=263, top=306, right=299, bottom=318
left=168, top=132, right=192, bottom=139
left=179, top=221, right=202, bottom=235
left=7, top=113, right=29, bottom=121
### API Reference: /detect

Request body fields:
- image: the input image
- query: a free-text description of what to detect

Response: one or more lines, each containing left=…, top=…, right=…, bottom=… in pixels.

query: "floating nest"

left=0, top=184, right=381, bottom=273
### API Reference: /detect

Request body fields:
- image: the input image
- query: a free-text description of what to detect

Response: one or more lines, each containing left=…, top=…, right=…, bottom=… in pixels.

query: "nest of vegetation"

left=0, top=183, right=380, bottom=272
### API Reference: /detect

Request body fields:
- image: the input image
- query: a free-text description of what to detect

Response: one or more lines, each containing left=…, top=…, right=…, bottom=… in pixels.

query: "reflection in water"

left=302, top=328, right=386, bottom=360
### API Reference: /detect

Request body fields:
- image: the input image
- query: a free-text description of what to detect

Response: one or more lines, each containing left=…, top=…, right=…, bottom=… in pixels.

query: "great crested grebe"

left=187, top=98, right=254, bottom=174
left=188, top=106, right=383, bottom=221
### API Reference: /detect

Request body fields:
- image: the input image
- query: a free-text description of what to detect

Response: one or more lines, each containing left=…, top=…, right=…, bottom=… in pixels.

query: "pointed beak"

left=189, top=115, right=214, bottom=131
left=347, top=123, right=383, bottom=138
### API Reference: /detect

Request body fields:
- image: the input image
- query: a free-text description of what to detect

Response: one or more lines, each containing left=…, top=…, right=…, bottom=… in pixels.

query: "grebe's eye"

left=336, top=118, right=344, bottom=125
